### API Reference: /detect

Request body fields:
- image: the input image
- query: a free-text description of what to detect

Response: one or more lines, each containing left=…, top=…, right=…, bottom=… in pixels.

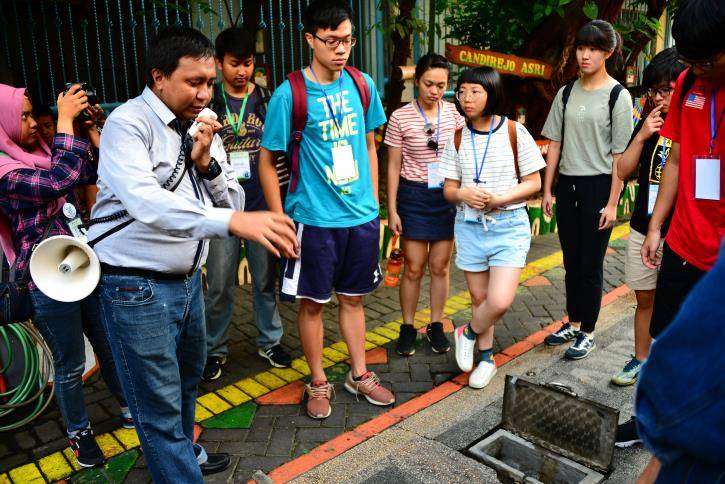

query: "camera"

left=63, top=82, right=98, bottom=122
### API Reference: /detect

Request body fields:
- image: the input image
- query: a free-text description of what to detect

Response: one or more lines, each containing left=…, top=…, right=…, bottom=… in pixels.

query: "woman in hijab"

left=0, top=84, right=130, bottom=468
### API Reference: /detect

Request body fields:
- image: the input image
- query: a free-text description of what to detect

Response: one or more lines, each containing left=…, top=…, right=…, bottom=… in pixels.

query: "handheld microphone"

left=188, top=108, right=218, bottom=137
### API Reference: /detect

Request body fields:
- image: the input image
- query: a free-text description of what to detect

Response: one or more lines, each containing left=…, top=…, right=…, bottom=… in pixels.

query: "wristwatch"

left=198, top=156, right=222, bottom=180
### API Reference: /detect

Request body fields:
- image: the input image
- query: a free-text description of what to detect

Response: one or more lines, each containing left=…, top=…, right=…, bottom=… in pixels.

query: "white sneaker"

left=469, top=360, right=497, bottom=389
left=454, top=325, right=475, bottom=372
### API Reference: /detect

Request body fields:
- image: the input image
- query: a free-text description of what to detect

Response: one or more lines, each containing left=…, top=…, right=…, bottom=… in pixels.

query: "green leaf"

left=583, top=1, right=598, bottom=19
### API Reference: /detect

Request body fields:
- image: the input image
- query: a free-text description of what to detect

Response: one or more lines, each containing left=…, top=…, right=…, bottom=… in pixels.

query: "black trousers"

left=555, top=174, right=614, bottom=333
left=650, top=243, right=706, bottom=338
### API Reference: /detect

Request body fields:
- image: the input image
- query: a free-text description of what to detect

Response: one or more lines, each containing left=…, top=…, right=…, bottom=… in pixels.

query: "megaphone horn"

left=29, top=235, right=100, bottom=303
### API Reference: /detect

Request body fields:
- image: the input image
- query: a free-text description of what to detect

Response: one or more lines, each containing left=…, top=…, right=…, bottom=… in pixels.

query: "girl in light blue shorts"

left=439, top=67, right=546, bottom=389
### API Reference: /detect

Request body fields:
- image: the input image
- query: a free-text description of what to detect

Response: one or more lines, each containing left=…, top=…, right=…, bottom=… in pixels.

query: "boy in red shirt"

left=642, top=0, right=725, bottom=339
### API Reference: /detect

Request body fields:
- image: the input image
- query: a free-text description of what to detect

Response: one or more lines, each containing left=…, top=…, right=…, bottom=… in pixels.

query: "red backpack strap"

left=344, top=66, right=371, bottom=115
left=454, top=128, right=463, bottom=152
left=287, top=70, right=308, bottom=193
left=507, top=119, right=521, bottom=183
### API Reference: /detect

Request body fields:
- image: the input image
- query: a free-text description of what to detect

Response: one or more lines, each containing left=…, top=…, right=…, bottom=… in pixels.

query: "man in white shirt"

left=89, top=26, right=297, bottom=483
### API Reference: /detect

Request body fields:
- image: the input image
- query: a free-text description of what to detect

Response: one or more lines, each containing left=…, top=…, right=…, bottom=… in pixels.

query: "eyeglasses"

left=455, top=90, right=485, bottom=102
left=423, top=124, right=438, bottom=150
left=646, top=86, right=674, bottom=98
left=678, top=55, right=716, bottom=71
left=313, top=34, right=357, bottom=50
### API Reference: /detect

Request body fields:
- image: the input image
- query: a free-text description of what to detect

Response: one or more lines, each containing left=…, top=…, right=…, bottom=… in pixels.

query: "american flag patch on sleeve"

left=684, top=92, right=706, bottom=109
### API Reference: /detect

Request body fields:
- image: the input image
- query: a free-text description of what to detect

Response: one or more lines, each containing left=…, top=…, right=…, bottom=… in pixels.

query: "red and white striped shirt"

left=384, top=101, right=465, bottom=183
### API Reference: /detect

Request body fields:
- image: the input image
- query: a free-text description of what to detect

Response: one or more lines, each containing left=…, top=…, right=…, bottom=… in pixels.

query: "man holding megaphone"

left=87, top=27, right=298, bottom=483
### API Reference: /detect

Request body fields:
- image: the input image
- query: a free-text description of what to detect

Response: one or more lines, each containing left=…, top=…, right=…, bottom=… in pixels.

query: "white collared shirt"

left=88, top=87, right=244, bottom=274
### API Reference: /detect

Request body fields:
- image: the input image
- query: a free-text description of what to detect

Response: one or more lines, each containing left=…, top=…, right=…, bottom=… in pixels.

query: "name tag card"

left=694, top=156, right=721, bottom=201
left=332, top=144, right=356, bottom=183
left=464, top=205, right=484, bottom=224
left=230, top=151, right=251, bottom=180
left=427, top=162, right=444, bottom=189
left=647, top=185, right=659, bottom=215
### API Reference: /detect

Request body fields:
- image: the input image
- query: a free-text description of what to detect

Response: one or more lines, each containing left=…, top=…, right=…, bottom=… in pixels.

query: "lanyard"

left=415, top=100, right=441, bottom=155
left=470, top=116, right=495, bottom=184
left=309, top=66, right=344, bottom=132
left=658, top=136, right=667, bottom=169
left=220, top=86, right=250, bottom=136
left=710, top=88, right=724, bottom=155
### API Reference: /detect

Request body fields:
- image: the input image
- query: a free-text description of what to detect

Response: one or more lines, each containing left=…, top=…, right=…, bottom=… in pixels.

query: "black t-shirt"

left=212, top=84, right=289, bottom=211
left=628, top=118, right=671, bottom=236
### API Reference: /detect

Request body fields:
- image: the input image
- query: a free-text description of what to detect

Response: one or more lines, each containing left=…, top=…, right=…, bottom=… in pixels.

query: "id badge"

left=463, top=205, right=483, bottom=224
left=427, top=162, right=444, bottom=189
left=230, top=151, right=251, bottom=180
left=694, top=156, right=721, bottom=201
left=647, top=184, right=659, bottom=215
left=332, top=144, right=356, bottom=183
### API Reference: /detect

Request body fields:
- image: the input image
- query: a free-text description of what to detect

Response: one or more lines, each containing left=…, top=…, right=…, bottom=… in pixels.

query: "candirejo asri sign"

left=446, top=43, right=553, bottom=80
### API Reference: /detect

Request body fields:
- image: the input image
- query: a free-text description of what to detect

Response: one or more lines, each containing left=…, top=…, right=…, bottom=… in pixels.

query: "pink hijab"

left=0, top=84, right=57, bottom=266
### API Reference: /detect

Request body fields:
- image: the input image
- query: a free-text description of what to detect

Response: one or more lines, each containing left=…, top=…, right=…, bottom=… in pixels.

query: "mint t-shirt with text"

left=261, top=70, right=386, bottom=228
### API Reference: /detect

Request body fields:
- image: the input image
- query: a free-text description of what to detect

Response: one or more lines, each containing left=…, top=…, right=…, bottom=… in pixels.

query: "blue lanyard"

left=310, top=66, right=344, bottom=132
left=710, top=89, right=723, bottom=155
left=415, top=100, right=441, bottom=155
left=470, top=116, right=496, bottom=184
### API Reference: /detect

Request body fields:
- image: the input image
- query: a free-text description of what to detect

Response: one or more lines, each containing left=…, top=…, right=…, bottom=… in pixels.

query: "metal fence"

left=0, top=0, right=376, bottom=107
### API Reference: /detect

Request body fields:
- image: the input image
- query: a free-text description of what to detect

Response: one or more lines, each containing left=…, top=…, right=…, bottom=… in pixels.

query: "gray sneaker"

left=564, top=333, right=596, bottom=360
left=545, top=323, right=579, bottom=346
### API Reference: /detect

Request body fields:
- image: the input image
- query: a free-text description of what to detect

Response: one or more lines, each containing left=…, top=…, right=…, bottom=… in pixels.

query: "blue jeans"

left=204, top=237, right=282, bottom=357
left=30, top=289, right=126, bottom=434
left=98, top=272, right=206, bottom=484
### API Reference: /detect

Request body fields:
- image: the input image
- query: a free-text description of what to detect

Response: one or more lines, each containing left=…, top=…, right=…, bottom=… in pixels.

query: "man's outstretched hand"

left=229, top=211, right=299, bottom=259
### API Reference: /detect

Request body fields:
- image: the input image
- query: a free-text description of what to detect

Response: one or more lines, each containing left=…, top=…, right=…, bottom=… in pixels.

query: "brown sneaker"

left=344, top=371, right=395, bottom=406
left=304, top=381, right=334, bottom=419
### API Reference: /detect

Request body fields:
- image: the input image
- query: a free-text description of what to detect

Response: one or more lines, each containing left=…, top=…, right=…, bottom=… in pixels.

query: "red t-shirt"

left=660, top=70, right=725, bottom=270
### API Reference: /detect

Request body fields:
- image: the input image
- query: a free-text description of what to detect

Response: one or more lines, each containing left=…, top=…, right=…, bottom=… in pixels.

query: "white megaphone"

left=29, top=235, right=100, bottom=303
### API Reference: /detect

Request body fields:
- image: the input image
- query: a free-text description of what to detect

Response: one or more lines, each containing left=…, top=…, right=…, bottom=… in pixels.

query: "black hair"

left=303, top=0, right=353, bottom=34
left=215, top=27, right=255, bottom=61
left=641, top=48, right=685, bottom=89
left=574, top=20, right=623, bottom=72
left=414, top=53, right=449, bottom=80
left=145, top=26, right=215, bottom=87
left=671, top=0, right=725, bottom=62
left=34, top=104, right=54, bottom=119
left=455, top=67, right=504, bottom=116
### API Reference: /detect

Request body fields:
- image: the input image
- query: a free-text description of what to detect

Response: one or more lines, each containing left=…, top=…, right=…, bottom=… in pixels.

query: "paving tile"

left=256, top=381, right=306, bottom=405
left=37, top=451, right=72, bottom=481
left=202, top=403, right=257, bottom=429
left=295, top=427, right=344, bottom=443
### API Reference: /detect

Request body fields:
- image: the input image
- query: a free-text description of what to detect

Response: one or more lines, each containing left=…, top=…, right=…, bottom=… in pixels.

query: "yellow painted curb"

left=37, top=452, right=72, bottom=482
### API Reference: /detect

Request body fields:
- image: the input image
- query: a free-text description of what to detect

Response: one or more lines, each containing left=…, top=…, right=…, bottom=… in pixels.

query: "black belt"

left=100, top=263, right=189, bottom=281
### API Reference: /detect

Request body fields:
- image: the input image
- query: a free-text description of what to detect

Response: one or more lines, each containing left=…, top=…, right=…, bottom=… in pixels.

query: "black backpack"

left=560, top=81, right=625, bottom=154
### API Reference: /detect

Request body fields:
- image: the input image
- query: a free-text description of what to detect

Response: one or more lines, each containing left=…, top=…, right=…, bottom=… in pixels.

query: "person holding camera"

left=384, top=53, right=464, bottom=357
left=0, top=83, right=130, bottom=468
left=88, top=27, right=298, bottom=482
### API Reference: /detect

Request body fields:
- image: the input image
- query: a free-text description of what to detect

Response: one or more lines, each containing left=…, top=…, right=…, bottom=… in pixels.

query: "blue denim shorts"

left=454, top=208, right=531, bottom=272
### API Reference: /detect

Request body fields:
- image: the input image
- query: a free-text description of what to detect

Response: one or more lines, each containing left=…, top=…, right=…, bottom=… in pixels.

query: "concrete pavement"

left=285, top=293, right=649, bottom=483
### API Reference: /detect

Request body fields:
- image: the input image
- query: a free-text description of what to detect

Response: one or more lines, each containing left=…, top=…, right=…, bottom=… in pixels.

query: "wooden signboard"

left=446, top=43, right=553, bottom=80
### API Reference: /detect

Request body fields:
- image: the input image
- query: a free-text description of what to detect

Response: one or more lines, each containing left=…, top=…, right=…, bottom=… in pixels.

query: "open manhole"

left=465, top=376, right=618, bottom=484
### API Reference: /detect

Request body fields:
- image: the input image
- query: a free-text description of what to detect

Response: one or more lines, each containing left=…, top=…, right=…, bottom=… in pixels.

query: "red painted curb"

left=263, top=283, right=632, bottom=483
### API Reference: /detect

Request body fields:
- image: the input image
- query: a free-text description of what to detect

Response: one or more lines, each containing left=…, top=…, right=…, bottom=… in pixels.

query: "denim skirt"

left=397, top=178, right=455, bottom=241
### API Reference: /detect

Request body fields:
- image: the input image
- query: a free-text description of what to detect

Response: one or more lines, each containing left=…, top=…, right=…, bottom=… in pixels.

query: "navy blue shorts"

left=281, top=218, right=382, bottom=303
left=397, top=179, right=455, bottom=241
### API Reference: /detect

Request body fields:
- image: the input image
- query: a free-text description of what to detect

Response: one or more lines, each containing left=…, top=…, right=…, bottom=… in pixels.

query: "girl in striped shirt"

left=385, top=54, right=465, bottom=357
left=440, top=67, right=545, bottom=389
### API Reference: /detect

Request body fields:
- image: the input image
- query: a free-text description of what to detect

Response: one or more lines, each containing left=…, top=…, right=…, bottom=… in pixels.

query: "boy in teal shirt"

left=260, top=0, right=393, bottom=420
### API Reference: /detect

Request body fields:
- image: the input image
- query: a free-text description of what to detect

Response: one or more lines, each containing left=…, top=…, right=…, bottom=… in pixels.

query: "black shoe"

left=258, top=344, right=292, bottom=368
left=68, top=428, right=105, bottom=468
left=426, top=322, right=451, bottom=353
left=200, top=452, right=231, bottom=475
left=202, top=355, right=226, bottom=382
left=544, top=323, right=579, bottom=346
left=615, top=417, right=642, bottom=448
left=396, top=324, right=417, bottom=356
